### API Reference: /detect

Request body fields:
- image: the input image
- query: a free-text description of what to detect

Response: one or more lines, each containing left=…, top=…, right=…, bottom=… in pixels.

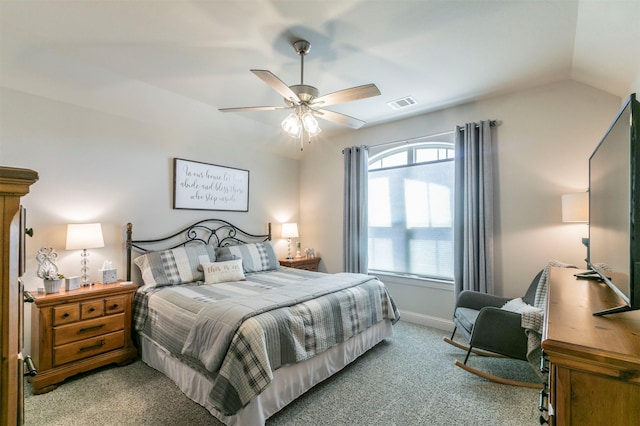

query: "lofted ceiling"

left=1, top=0, right=639, bottom=159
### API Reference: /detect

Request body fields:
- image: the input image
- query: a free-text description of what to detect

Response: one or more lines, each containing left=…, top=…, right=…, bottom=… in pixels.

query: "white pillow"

left=501, top=297, right=541, bottom=314
left=201, top=259, right=246, bottom=284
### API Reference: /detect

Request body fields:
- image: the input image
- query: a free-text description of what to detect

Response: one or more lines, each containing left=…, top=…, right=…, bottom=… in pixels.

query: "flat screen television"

left=588, top=93, right=640, bottom=316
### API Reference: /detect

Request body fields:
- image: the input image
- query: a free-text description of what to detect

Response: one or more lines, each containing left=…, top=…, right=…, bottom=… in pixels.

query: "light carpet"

left=24, top=321, right=542, bottom=425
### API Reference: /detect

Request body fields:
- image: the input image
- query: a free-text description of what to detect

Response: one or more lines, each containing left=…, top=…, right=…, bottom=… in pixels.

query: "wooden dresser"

left=541, top=267, right=640, bottom=425
left=0, top=166, right=38, bottom=425
left=29, top=282, right=138, bottom=394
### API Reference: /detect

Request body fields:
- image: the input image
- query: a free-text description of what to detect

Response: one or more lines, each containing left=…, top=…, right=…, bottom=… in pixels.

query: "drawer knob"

left=109, top=304, right=119, bottom=310
left=88, top=307, right=96, bottom=313
left=62, top=313, right=70, bottom=318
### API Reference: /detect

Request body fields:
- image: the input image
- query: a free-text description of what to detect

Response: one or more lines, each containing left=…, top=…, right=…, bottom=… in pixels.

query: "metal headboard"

left=126, top=219, right=272, bottom=280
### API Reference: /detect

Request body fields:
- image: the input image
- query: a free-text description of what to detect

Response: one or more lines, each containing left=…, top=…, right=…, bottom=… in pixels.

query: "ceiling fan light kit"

left=281, top=112, right=302, bottom=138
left=219, top=39, right=380, bottom=151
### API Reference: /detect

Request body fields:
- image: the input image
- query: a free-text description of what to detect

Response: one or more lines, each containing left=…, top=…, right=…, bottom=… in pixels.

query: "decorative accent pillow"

left=501, top=297, right=541, bottom=314
left=215, top=252, right=239, bottom=262
left=216, top=241, right=278, bottom=273
left=197, top=252, right=238, bottom=272
left=134, top=245, right=216, bottom=289
left=202, top=259, right=246, bottom=284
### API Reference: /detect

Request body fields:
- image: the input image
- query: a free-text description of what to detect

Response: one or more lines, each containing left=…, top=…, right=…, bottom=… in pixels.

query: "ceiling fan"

left=219, top=39, right=381, bottom=148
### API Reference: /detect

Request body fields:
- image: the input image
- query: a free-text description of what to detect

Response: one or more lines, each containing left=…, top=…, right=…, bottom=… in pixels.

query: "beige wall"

left=2, top=78, right=631, bottom=345
left=1, top=87, right=301, bottom=354
left=299, top=80, right=621, bottom=329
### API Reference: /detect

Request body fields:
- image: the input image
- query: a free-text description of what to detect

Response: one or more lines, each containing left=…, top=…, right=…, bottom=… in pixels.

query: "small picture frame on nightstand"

left=65, top=276, right=81, bottom=291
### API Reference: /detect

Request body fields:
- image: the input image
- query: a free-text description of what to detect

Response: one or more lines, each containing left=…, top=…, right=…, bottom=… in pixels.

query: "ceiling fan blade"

left=314, top=109, right=366, bottom=129
left=219, top=106, right=290, bottom=112
left=251, top=69, right=301, bottom=104
left=311, top=84, right=381, bottom=107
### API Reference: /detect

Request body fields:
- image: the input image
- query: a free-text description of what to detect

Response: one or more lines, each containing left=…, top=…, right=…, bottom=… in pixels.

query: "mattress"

left=140, top=319, right=394, bottom=425
left=132, top=266, right=398, bottom=423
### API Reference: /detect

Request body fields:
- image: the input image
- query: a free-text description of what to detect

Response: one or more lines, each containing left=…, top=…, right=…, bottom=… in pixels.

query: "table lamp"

left=562, top=192, right=589, bottom=263
left=281, top=223, right=299, bottom=260
left=66, top=223, right=105, bottom=286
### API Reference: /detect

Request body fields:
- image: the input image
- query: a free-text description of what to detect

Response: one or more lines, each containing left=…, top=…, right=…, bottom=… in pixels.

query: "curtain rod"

left=365, top=120, right=498, bottom=150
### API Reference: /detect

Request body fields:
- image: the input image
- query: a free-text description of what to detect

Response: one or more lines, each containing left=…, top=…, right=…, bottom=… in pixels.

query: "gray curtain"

left=453, top=121, right=495, bottom=299
left=343, top=146, right=369, bottom=273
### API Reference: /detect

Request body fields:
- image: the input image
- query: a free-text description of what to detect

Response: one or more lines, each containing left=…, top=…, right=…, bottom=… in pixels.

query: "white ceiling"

left=1, top=0, right=639, bottom=158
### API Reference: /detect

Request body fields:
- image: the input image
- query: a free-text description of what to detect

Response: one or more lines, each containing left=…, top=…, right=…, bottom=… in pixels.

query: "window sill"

left=370, top=271, right=453, bottom=291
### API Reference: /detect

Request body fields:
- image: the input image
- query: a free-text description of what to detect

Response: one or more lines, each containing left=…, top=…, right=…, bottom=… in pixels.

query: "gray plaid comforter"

left=133, top=268, right=399, bottom=416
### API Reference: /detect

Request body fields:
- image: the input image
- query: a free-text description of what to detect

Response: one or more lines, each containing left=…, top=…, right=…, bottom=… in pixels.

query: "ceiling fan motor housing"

left=287, top=84, right=318, bottom=104
left=293, top=40, right=311, bottom=56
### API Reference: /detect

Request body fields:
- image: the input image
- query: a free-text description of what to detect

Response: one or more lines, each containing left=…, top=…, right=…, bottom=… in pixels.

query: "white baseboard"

left=397, top=310, right=454, bottom=332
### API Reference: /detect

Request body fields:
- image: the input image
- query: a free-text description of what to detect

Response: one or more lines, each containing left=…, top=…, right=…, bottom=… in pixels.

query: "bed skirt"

left=139, top=319, right=394, bottom=426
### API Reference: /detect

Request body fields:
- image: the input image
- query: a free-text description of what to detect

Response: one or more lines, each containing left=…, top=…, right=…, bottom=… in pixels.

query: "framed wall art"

left=173, top=158, right=249, bottom=211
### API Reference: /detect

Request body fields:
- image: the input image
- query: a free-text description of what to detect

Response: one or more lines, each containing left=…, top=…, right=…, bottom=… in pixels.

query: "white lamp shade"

left=562, top=193, right=589, bottom=223
left=281, top=113, right=302, bottom=138
left=281, top=223, right=299, bottom=239
left=66, top=223, right=105, bottom=250
left=301, top=112, right=321, bottom=136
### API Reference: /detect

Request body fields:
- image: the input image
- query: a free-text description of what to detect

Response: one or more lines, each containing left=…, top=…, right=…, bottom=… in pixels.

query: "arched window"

left=368, top=141, right=455, bottom=280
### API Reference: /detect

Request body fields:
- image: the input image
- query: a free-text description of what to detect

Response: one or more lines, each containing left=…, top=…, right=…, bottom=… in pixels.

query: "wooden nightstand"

left=279, top=257, right=321, bottom=271
left=29, top=282, right=138, bottom=394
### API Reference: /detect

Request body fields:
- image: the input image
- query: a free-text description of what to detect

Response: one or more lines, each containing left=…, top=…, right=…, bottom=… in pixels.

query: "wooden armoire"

left=1, top=166, right=38, bottom=425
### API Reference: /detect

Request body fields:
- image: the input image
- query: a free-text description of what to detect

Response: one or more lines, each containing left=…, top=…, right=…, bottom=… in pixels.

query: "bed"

left=125, top=219, right=399, bottom=425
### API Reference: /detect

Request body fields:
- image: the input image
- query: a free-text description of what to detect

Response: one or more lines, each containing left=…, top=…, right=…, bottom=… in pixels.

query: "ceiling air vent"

left=387, top=96, right=417, bottom=110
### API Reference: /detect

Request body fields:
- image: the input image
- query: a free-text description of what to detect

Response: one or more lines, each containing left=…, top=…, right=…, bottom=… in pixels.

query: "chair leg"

left=453, top=360, right=543, bottom=389
left=450, top=327, right=457, bottom=340
left=454, top=339, right=542, bottom=390
left=463, top=346, right=473, bottom=364
left=442, top=336, right=507, bottom=358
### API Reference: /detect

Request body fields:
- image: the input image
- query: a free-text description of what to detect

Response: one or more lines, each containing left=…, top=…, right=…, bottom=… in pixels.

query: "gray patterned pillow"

left=216, top=241, right=278, bottom=273
left=134, top=245, right=216, bottom=288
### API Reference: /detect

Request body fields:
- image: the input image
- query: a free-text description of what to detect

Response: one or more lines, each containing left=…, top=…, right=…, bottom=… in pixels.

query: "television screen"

left=588, top=93, right=639, bottom=315
left=589, top=101, right=630, bottom=298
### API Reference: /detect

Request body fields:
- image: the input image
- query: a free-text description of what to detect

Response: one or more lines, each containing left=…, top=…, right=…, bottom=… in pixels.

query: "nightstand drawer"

left=53, top=304, right=79, bottom=326
left=81, top=300, right=104, bottom=320
left=105, top=295, right=126, bottom=315
left=54, top=313, right=125, bottom=346
left=295, top=263, right=318, bottom=271
left=54, top=331, right=125, bottom=366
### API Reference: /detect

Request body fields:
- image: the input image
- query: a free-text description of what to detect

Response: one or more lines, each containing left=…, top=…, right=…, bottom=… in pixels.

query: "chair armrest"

left=456, top=290, right=511, bottom=311
left=469, top=307, right=529, bottom=360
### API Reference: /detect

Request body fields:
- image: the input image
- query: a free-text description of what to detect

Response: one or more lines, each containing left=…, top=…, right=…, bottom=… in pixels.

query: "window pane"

left=368, top=143, right=454, bottom=280
left=416, top=148, right=437, bottom=163
left=405, top=179, right=429, bottom=228
left=404, top=180, right=452, bottom=228
left=428, top=183, right=452, bottom=227
left=409, top=238, right=453, bottom=278
left=381, top=152, right=407, bottom=168
left=368, top=177, right=392, bottom=227
left=368, top=238, right=395, bottom=271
